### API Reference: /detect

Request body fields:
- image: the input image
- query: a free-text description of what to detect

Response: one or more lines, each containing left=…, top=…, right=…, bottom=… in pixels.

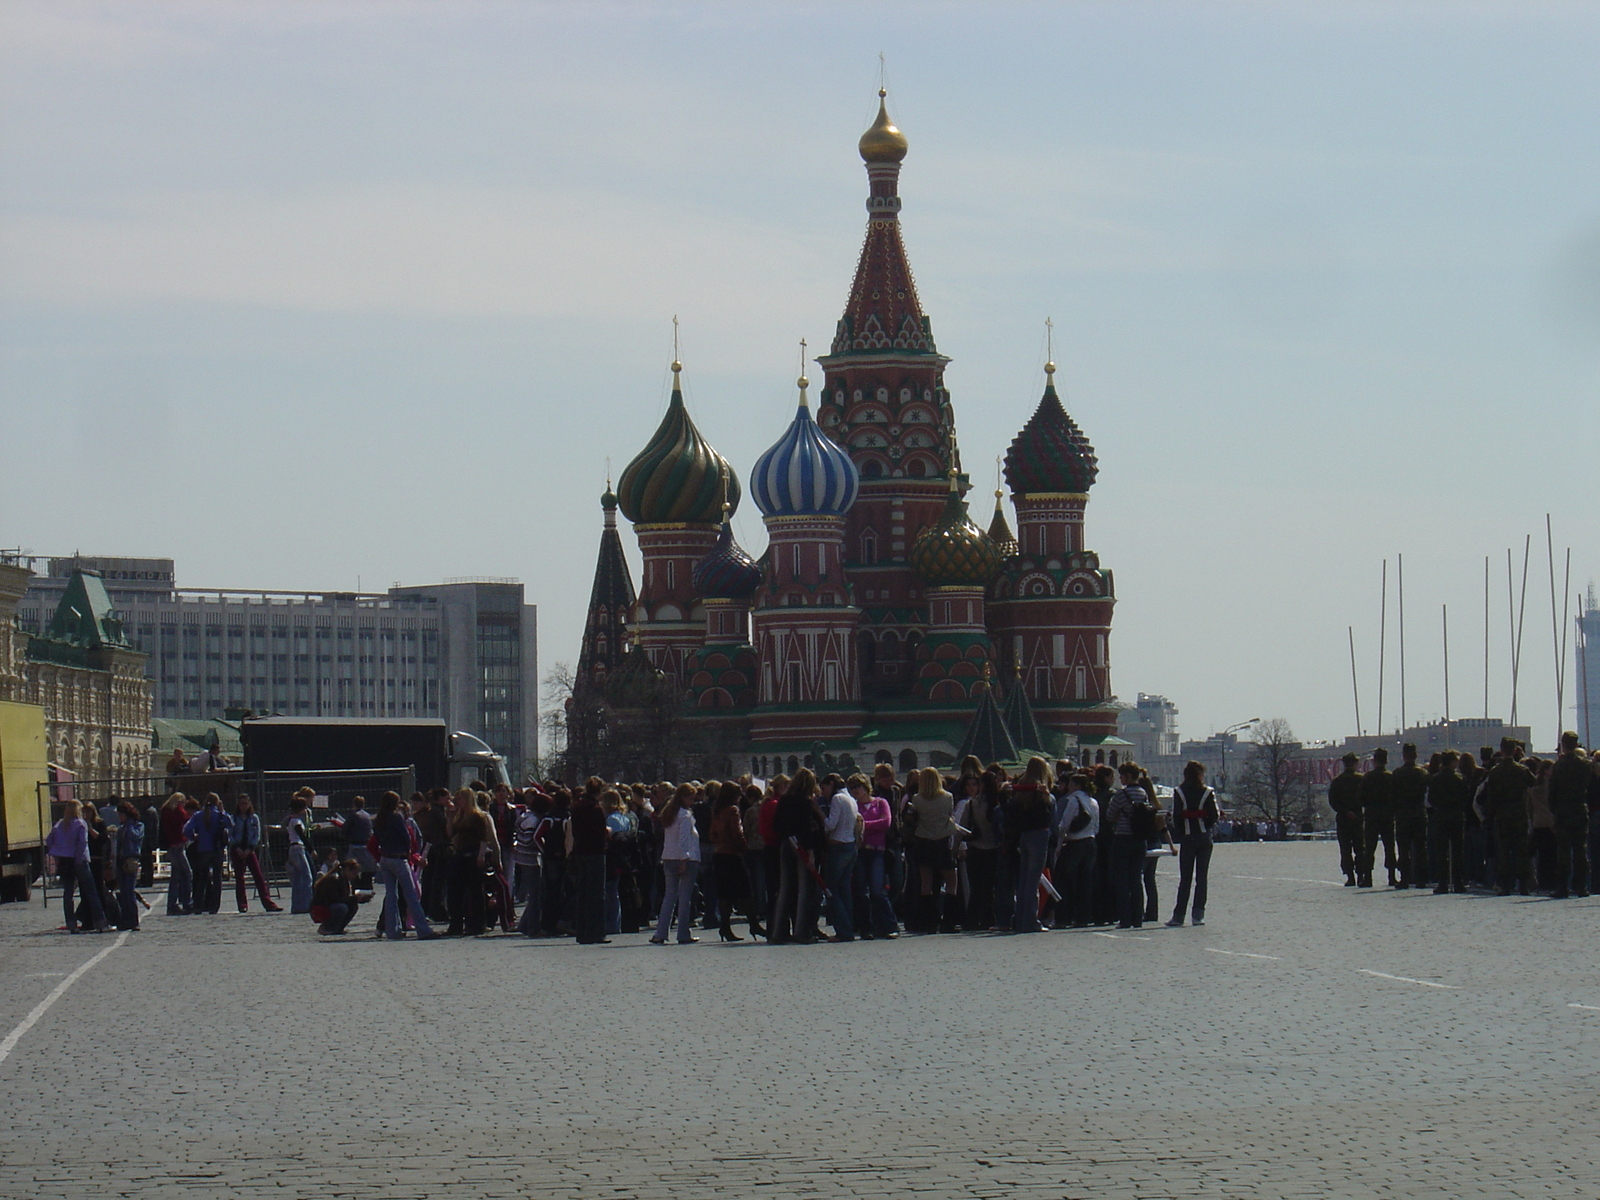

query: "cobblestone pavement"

left=1, top=842, right=1596, bottom=1198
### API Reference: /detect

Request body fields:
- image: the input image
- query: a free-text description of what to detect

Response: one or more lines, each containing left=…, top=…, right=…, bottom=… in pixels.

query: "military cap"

left=1341, top=751, right=1360, bottom=764
left=1402, top=742, right=1417, bottom=755
left=1500, top=736, right=1520, bottom=752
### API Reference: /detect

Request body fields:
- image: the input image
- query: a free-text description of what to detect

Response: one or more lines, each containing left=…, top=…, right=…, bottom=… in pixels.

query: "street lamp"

left=1217, top=718, right=1260, bottom=796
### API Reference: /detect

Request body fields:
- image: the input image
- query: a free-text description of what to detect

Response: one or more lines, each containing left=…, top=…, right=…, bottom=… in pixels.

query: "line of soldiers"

left=1326, top=732, right=1593, bottom=897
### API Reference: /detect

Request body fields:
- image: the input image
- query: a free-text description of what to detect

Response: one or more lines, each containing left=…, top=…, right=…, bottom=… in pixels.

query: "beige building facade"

left=0, top=560, right=153, bottom=784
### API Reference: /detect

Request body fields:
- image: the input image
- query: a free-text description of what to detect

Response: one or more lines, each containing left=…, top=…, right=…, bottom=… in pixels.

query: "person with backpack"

left=1052, top=772, right=1099, bottom=928
left=1103, top=761, right=1152, bottom=929
left=1167, top=761, right=1219, bottom=927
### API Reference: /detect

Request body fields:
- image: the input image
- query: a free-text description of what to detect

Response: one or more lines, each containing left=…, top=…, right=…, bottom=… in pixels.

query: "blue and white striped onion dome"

left=751, top=377, right=860, bottom=518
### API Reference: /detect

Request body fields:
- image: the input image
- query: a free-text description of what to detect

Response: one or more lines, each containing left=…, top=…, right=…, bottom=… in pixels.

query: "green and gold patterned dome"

left=616, top=361, right=741, bottom=526
left=911, top=481, right=1002, bottom=588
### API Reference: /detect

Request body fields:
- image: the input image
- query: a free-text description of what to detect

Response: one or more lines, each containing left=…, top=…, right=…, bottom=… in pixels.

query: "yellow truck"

left=0, top=699, right=49, bottom=902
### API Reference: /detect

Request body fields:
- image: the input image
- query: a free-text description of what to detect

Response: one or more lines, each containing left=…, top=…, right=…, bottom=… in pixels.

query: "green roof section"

left=956, top=686, right=1018, bottom=765
left=28, top=570, right=141, bottom=669
left=152, top=718, right=242, bottom=760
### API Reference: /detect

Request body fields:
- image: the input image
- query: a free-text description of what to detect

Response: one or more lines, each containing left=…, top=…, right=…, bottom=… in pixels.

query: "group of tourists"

left=42, top=751, right=1231, bottom=944
left=1326, top=731, right=1599, bottom=897
left=297, top=754, right=1223, bottom=945
left=43, top=789, right=282, bottom=933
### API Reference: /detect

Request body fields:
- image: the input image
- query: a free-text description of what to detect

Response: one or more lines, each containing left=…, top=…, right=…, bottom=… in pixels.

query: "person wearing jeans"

left=372, top=792, right=435, bottom=939
left=1103, top=763, right=1150, bottom=929
left=115, top=802, right=145, bottom=932
left=160, top=794, right=193, bottom=915
left=822, top=778, right=860, bottom=942
left=183, top=794, right=232, bottom=915
left=285, top=794, right=315, bottom=914
left=1168, top=761, right=1219, bottom=927
left=1052, top=775, right=1099, bottom=927
left=1006, top=758, right=1056, bottom=933
left=853, top=779, right=899, bottom=938
left=44, top=801, right=106, bottom=934
left=651, top=783, right=701, bottom=944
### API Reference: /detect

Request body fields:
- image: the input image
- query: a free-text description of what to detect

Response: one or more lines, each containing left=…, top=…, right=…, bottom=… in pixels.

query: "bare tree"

left=1233, top=717, right=1319, bottom=828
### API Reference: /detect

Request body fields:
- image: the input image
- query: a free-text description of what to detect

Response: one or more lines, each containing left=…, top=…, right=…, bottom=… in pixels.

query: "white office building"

left=16, top=556, right=538, bottom=781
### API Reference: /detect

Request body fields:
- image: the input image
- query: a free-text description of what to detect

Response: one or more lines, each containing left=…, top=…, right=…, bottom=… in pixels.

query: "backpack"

left=1128, top=789, right=1165, bottom=841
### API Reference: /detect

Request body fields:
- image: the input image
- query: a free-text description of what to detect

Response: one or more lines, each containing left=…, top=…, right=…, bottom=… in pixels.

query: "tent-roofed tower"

left=576, top=485, right=637, bottom=693
left=816, top=89, right=958, bottom=700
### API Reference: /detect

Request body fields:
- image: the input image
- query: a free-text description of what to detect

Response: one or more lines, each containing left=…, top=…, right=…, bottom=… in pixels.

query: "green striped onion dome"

left=616, top=367, right=741, bottom=525
left=911, top=486, right=1002, bottom=587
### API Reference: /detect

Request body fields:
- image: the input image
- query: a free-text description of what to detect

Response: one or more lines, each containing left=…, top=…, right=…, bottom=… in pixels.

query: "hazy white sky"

left=3, top=1, right=1599, bottom=749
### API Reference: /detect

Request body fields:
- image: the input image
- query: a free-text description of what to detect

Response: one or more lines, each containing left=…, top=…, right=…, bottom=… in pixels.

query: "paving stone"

left=0, top=843, right=1595, bottom=1197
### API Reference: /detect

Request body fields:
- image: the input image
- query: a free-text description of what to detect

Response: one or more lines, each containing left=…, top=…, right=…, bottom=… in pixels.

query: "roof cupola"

left=616, top=358, right=741, bottom=525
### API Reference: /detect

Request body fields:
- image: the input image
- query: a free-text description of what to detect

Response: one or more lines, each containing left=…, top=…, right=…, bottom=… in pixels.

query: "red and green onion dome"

left=910, top=484, right=1002, bottom=587
left=1003, top=363, right=1098, bottom=496
left=616, top=362, right=741, bottom=525
left=692, top=517, right=762, bottom=600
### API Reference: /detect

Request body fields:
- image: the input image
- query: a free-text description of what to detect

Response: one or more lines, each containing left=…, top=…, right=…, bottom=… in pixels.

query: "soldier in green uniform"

left=1328, top=752, right=1364, bottom=886
left=1483, top=737, right=1535, bottom=896
left=1358, top=746, right=1397, bottom=889
left=1390, top=742, right=1429, bottom=889
left=1426, top=750, right=1470, bottom=893
left=1546, top=730, right=1591, bottom=899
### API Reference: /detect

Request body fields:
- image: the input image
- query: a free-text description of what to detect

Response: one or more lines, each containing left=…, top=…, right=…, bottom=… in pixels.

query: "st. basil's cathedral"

left=572, top=92, right=1118, bottom=779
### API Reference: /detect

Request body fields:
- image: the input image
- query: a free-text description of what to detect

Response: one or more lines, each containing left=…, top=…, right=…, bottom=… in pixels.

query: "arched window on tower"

left=860, top=531, right=877, bottom=565
left=899, top=748, right=919, bottom=773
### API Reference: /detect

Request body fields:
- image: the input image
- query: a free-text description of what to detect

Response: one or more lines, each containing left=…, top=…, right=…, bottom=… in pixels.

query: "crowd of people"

left=1326, top=732, right=1599, bottom=897
left=41, top=753, right=1234, bottom=942
left=266, top=754, right=1222, bottom=943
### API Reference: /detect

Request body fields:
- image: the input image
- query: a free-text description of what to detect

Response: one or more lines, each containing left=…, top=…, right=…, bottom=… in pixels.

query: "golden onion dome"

left=910, top=481, right=1002, bottom=588
left=858, top=89, right=908, bottom=164
left=616, top=362, right=741, bottom=526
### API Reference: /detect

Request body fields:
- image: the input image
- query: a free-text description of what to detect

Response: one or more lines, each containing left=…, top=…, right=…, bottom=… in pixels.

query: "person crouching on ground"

left=310, top=859, right=366, bottom=935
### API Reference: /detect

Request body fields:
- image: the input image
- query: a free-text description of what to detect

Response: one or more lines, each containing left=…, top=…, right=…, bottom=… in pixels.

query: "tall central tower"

left=816, top=91, right=955, bottom=699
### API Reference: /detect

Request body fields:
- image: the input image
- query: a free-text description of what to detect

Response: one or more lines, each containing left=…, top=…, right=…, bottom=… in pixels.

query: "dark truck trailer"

left=240, top=718, right=508, bottom=795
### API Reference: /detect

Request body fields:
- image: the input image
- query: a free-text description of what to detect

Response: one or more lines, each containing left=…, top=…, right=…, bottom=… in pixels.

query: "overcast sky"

left=3, top=1, right=1599, bottom=750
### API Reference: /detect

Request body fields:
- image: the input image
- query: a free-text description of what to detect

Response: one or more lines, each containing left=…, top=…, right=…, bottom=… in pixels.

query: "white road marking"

left=1230, top=874, right=1343, bottom=887
left=21, top=972, right=67, bottom=979
left=1205, top=948, right=1282, bottom=961
left=1093, top=932, right=1120, bottom=939
left=0, top=933, right=129, bottom=1066
left=1358, top=969, right=1457, bottom=990
left=1568, top=1003, right=1600, bottom=1012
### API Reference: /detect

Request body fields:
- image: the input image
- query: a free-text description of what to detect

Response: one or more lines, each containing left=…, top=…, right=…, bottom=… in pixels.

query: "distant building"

left=388, top=580, right=538, bottom=783
left=0, top=561, right=153, bottom=783
left=1118, top=693, right=1179, bottom=765
left=17, top=556, right=537, bottom=782
left=1577, top=595, right=1600, bottom=748
left=1335, top=718, right=1532, bottom=763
